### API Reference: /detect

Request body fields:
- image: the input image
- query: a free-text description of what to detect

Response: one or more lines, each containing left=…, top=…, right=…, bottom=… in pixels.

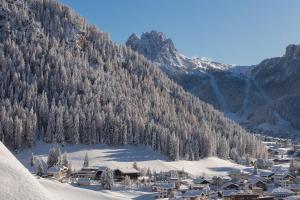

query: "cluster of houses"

left=151, top=167, right=300, bottom=200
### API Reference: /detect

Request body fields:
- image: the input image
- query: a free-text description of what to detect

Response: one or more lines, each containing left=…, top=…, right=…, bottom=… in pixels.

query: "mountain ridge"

left=126, top=31, right=300, bottom=139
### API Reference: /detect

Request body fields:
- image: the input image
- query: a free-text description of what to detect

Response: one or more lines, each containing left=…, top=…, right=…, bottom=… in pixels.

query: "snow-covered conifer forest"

left=0, top=0, right=267, bottom=161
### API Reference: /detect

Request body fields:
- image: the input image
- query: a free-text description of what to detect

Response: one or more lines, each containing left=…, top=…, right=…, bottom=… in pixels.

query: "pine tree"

left=45, top=99, right=56, bottom=143
left=62, top=151, right=68, bottom=167
left=253, top=162, right=258, bottom=175
left=67, top=161, right=73, bottom=176
left=124, top=175, right=131, bottom=189
left=100, top=169, right=114, bottom=190
left=133, top=161, right=139, bottom=170
left=30, top=152, right=35, bottom=167
left=146, top=168, right=152, bottom=179
left=83, top=152, right=89, bottom=167
left=47, top=147, right=59, bottom=168
left=36, top=162, right=44, bottom=176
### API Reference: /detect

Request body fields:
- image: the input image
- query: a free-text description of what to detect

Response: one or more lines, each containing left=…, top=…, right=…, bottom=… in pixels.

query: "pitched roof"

left=272, top=187, right=295, bottom=194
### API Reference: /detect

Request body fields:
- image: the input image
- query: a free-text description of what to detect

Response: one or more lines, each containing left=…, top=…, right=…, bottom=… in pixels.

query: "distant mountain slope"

left=249, top=45, right=300, bottom=138
left=0, top=142, right=52, bottom=200
left=0, top=0, right=266, bottom=161
left=126, top=31, right=300, bottom=139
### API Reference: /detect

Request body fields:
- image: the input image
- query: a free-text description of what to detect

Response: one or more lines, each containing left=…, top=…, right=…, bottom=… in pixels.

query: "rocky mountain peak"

left=285, top=44, right=300, bottom=58
left=126, top=31, right=181, bottom=71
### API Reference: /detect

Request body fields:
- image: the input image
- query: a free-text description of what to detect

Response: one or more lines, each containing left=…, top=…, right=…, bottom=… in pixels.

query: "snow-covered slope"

left=0, top=142, right=53, bottom=200
left=0, top=141, right=152, bottom=200
left=127, top=31, right=300, bottom=139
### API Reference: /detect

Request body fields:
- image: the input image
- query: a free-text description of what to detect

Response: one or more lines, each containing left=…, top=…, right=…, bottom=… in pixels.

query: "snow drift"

left=0, top=142, right=53, bottom=200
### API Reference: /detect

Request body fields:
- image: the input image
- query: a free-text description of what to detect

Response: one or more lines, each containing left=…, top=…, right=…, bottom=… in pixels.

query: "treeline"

left=0, top=0, right=267, bottom=161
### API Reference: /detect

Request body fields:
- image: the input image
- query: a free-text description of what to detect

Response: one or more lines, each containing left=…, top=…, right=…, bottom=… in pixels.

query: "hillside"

left=126, top=31, right=300, bottom=139
left=0, top=141, right=52, bottom=200
left=0, top=0, right=266, bottom=161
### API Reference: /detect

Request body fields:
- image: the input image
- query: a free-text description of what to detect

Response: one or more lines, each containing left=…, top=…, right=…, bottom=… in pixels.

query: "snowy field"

left=16, top=142, right=246, bottom=177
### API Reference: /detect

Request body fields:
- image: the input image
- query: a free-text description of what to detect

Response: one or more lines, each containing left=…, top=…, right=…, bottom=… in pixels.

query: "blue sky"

left=60, top=0, right=300, bottom=65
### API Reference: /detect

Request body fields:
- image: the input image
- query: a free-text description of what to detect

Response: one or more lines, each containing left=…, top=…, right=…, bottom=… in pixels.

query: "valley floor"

left=16, top=142, right=246, bottom=177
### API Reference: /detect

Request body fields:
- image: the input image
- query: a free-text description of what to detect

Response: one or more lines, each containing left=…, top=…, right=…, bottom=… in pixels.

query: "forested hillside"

left=0, top=0, right=267, bottom=161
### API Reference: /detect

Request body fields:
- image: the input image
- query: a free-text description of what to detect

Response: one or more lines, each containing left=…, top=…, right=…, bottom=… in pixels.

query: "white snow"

left=0, top=142, right=53, bottom=200
left=0, top=142, right=153, bottom=200
left=38, top=178, right=152, bottom=200
left=17, top=143, right=246, bottom=177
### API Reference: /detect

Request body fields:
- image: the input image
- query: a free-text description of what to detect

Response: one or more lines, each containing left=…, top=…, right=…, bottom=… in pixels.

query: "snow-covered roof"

left=182, top=190, right=203, bottom=198
left=222, top=182, right=239, bottom=189
left=117, top=168, right=139, bottom=174
left=47, top=166, right=61, bottom=174
left=193, top=177, right=210, bottom=184
left=82, top=166, right=107, bottom=171
left=259, top=169, right=274, bottom=177
left=222, top=190, right=243, bottom=197
left=154, top=182, right=175, bottom=189
left=272, top=187, right=295, bottom=194
left=248, top=176, right=266, bottom=185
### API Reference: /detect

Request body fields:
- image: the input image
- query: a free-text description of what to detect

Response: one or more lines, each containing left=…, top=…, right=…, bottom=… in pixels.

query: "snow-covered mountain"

left=126, top=31, right=232, bottom=75
left=0, top=0, right=266, bottom=162
left=127, top=31, right=300, bottom=139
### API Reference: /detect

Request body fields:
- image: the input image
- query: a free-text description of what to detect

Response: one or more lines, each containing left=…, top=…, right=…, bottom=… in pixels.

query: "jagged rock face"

left=126, top=31, right=182, bottom=73
left=126, top=31, right=231, bottom=75
left=253, top=46, right=300, bottom=99
left=248, top=44, right=300, bottom=137
left=127, top=32, right=300, bottom=139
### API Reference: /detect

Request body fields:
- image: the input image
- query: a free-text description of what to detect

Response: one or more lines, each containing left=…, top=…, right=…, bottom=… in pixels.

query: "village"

left=29, top=135, right=300, bottom=200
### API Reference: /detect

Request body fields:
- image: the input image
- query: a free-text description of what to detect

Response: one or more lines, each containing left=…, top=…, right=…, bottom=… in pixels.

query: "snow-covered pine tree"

left=36, top=162, right=44, bottom=177
left=100, top=169, right=114, bottom=190
left=123, top=175, right=131, bottom=189
left=47, top=147, right=59, bottom=168
left=62, top=152, right=68, bottom=167
left=0, top=0, right=268, bottom=162
left=146, top=168, right=152, bottom=179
